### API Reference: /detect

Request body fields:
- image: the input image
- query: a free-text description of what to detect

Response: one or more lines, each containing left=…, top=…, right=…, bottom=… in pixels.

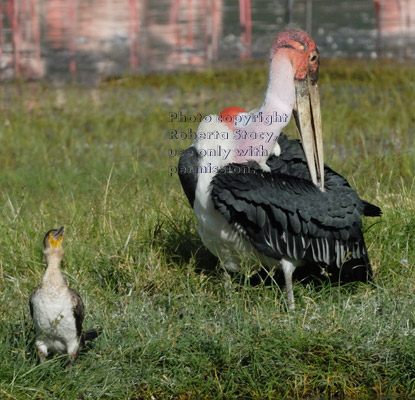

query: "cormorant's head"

left=43, top=226, right=64, bottom=252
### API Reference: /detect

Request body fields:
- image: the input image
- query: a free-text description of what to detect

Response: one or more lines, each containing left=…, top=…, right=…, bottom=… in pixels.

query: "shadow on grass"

left=9, top=315, right=102, bottom=369
left=155, top=212, right=375, bottom=300
left=149, top=213, right=219, bottom=273
left=4, top=315, right=38, bottom=364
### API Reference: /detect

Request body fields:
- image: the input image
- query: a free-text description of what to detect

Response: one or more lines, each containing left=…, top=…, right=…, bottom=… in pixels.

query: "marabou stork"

left=178, top=30, right=381, bottom=310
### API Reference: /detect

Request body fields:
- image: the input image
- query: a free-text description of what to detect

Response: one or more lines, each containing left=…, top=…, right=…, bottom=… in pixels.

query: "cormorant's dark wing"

left=211, top=161, right=373, bottom=282
left=69, top=289, right=84, bottom=338
left=29, top=292, right=35, bottom=319
left=178, top=146, right=200, bottom=208
left=29, top=287, right=41, bottom=319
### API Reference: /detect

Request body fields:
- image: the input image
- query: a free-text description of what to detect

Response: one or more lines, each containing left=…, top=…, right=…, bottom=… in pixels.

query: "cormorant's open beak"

left=294, top=76, right=324, bottom=191
left=53, top=226, right=65, bottom=240
left=50, top=226, right=65, bottom=248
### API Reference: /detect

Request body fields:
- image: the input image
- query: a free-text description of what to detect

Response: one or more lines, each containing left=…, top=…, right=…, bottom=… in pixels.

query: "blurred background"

left=0, top=0, right=414, bottom=82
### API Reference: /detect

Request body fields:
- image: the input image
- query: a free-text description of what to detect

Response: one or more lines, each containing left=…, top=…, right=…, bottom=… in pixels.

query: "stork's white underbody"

left=194, top=164, right=302, bottom=309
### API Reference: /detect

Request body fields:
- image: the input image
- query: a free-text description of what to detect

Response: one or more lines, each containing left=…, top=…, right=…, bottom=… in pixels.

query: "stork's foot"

left=222, top=269, right=233, bottom=292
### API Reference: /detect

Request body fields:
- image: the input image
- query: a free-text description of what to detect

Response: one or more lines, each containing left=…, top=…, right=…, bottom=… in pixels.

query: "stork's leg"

left=221, top=256, right=241, bottom=290
left=222, top=267, right=233, bottom=291
left=281, top=259, right=296, bottom=311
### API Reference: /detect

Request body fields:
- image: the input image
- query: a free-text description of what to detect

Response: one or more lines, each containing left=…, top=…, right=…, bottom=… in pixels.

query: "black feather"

left=362, top=200, right=382, bottom=217
left=82, top=328, right=102, bottom=342
left=178, top=146, right=200, bottom=208
left=209, top=134, right=381, bottom=282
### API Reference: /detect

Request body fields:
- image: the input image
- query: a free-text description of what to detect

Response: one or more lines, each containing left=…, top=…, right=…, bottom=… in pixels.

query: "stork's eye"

left=309, top=54, right=318, bottom=62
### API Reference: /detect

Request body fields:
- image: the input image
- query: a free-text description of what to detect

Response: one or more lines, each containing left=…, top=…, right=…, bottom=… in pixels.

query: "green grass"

left=0, top=59, right=414, bottom=399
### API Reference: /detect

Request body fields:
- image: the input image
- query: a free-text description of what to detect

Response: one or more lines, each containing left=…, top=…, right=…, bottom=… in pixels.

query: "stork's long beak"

left=294, top=76, right=324, bottom=191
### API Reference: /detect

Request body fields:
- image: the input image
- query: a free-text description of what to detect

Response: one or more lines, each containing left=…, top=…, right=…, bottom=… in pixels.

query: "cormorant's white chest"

left=31, top=285, right=79, bottom=354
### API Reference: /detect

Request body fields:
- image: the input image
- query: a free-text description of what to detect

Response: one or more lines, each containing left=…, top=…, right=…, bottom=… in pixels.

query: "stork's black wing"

left=211, top=135, right=380, bottom=282
left=178, top=146, right=200, bottom=208
left=267, top=134, right=382, bottom=217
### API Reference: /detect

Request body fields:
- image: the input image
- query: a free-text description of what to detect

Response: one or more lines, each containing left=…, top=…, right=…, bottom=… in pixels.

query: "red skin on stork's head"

left=271, top=30, right=319, bottom=84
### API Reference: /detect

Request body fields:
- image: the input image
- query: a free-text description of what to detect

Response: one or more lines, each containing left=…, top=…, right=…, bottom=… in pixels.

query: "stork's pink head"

left=271, top=30, right=319, bottom=84
left=268, top=30, right=324, bottom=190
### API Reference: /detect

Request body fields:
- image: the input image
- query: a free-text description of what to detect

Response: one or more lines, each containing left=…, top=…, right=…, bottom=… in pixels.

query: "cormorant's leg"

left=66, top=341, right=80, bottom=374
left=36, top=341, right=48, bottom=363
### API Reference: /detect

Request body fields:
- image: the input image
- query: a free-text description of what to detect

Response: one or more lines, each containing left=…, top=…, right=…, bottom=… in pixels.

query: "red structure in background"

left=8, top=0, right=20, bottom=77
left=165, top=0, right=223, bottom=69
left=203, top=0, right=219, bottom=62
left=2, top=0, right=415, bottom=80
left=374, top=0, right=415, bottom=58
left=0, top=1, right=3, bottom=69
left=239, top=0, right=251, bottom=60
left=69, top=0, right=76, bottom=76
left=128, top=0, right=140, bottom=71
left=2, top=0, right=44, bottom=78
left=0, top=0, right=255, bottom=79
left=30, top=0, right=41, bottom=72
left=1, top=0, right=230, bottom=79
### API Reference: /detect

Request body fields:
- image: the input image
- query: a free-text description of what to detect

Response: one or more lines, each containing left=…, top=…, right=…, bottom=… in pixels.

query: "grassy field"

left=0, top=59, right=414, bottom=399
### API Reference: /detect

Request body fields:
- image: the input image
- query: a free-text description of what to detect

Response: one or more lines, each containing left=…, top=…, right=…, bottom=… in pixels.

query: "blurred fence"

left=0, top=0, right=414, bottom=82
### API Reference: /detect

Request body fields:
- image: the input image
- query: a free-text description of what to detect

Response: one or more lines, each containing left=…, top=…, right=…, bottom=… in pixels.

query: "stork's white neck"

left=262, top=56, right=296, bottom=116
left=193, top=53, right=296, bottom=177
left=233, top=55, right=295, bottom=164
